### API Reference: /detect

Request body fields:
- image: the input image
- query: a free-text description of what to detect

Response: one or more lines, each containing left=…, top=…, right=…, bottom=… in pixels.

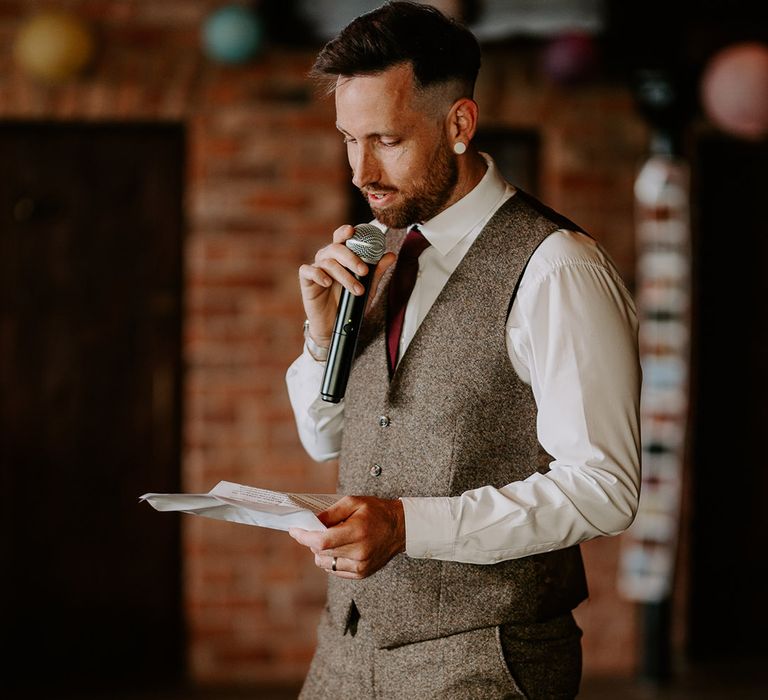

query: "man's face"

left=335, top=63, right=458, bottom=229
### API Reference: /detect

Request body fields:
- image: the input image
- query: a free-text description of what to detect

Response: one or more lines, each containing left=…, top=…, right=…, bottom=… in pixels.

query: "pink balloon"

left=541, top=32, right=598, bottom=84
left=701, top=42, right=768, bottom=139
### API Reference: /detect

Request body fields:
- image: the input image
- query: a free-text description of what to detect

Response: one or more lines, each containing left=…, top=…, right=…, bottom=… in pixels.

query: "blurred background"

left=1, top=0, right=767, bottom=697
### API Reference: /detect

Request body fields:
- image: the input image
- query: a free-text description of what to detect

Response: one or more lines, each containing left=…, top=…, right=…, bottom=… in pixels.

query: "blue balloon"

left=202, top=5, right=263, bottom=64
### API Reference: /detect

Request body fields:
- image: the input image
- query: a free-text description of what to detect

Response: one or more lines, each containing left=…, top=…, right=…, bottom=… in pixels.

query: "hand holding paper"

left=140, top=481, right=339, bottom=532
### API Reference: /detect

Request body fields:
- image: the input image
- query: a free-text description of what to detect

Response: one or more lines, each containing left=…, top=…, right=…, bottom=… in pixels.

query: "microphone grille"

left=346, top=224, right=386, bottom=264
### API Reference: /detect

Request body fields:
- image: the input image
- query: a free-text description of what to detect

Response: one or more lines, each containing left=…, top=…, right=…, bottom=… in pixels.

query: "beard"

left=360, top=134, right=459, bottom=229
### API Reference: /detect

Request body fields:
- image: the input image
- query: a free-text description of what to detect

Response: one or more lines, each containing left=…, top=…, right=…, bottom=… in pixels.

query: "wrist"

left=303, top=319, right=330, bottom=361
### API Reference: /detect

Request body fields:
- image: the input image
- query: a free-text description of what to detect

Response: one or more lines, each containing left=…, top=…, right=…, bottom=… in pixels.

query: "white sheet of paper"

left=140, top=481, right=339, bottom=532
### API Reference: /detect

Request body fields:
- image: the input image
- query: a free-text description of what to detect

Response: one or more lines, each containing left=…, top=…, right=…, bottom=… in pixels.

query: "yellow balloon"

left=14, top=11, right=95, bottom=82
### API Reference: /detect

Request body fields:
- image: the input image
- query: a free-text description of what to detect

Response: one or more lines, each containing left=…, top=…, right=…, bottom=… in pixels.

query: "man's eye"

left=380, top=139, right=399, bottom=147
left=343, top=137, right=356, bottom=145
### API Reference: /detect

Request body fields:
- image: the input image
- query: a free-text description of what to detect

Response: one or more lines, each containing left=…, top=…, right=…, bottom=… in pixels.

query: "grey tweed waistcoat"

left=328, top=192, right=589, bottom=650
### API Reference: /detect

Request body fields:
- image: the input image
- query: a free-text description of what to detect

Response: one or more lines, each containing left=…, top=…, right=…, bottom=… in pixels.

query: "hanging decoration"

left=619, top=151, right=690, bottom=604
left=618, top=72, right=691, bottom=610
left=13, top=10, right=96, bottom=83
left=540, top=31, right=599, bottom=84
left=202, top=4, right=264, bottom=65
left=700, top=41, right=768, bottom=140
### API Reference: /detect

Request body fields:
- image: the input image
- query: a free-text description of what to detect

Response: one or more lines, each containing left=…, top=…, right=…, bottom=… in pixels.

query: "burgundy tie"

left=386, top=226, right=430, bottom=372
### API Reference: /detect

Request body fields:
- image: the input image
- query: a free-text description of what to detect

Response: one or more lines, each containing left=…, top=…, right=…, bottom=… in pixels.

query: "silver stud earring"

left=453, top=141, right=467, bottom=155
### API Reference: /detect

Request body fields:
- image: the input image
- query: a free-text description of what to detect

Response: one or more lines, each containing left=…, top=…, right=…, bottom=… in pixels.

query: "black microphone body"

left=321, top=224, right=386, bottom=403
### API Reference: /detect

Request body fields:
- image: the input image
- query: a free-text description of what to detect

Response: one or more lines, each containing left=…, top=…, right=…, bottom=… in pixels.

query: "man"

left=285, top=2, right=640, bottom=697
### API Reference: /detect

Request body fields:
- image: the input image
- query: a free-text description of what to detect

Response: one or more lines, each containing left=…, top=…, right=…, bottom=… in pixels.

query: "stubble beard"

left=360, top=136, right=459, bottom=229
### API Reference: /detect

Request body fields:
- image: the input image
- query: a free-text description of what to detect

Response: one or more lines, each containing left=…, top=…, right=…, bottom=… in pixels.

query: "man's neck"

left=442, top=149, right=488, bottom=212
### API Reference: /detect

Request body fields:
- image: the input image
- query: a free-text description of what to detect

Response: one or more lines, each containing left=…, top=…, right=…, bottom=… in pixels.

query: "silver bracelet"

left=303, top=319, right=329, bottom=362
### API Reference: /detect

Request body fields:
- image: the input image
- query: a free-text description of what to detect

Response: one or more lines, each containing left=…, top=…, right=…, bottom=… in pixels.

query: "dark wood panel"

left=688, top=133, right=768, bottom=660
left=0, top=122, right=185, bottom=689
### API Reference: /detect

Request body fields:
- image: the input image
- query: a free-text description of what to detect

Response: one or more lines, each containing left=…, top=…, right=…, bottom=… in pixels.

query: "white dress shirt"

left=286, top=156, right=641, bottom=565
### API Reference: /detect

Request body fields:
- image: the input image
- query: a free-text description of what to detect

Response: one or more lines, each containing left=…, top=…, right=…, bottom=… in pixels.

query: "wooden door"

left=689, top=133, right=768, bottom=662
left=0, top=122, right=184, bottom=690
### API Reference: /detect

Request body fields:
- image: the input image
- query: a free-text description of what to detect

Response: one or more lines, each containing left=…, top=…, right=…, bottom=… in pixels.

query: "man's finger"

left=289, top=525, right=352, bottom=553
left=315, top=553, right=366, bottom=579
left=291, top=517, right=367, bottom=556
left=298, top=263, right=333, bottom=291
left=316, top=242, right=369, bottom=276
left=332, top=224, right=355, bottom=243
left=288, top=527, right=325, bottom=551
left=315, top=553, right=350, bottom=572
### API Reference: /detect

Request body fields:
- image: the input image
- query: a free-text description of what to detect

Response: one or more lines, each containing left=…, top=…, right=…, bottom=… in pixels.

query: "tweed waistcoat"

left=328, top=192, right=589, bottom=650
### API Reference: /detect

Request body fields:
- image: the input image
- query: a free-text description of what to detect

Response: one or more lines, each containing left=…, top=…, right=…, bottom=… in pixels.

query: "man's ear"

left=446, top=97, right=479, bottom=145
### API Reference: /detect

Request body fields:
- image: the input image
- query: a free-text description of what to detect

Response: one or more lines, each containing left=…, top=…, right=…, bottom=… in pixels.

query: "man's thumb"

left=318, top=496, right=357, bottom=526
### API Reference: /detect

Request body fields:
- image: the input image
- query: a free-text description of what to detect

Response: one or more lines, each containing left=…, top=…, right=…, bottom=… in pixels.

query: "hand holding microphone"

left=298, top=224, right=394, bottom=402
left=321, top=224, right=387, bottom=402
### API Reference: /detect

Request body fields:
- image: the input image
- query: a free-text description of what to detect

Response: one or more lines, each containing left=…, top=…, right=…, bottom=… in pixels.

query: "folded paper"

left=140, top=480, right=339, bottom=532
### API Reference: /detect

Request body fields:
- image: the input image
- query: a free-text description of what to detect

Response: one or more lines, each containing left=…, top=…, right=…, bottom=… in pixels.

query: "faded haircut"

left=310, top=1, right=481, bottom=101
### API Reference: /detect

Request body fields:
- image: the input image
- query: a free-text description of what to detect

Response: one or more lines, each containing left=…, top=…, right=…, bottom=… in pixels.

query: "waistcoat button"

left=378, top=415, right=390, bottom=427
left=370, top=464, right=382, bottom=477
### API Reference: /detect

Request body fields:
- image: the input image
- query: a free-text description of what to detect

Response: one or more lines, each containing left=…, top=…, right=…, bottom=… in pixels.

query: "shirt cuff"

left=399, top=496, right=460, bottom=560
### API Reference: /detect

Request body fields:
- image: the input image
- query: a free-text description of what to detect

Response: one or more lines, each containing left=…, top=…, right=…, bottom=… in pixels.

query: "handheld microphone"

left=321, top=224, right=387, bottom=403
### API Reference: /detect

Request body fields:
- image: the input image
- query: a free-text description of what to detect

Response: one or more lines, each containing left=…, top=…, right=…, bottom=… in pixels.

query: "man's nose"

left=351, top=145, right=380, bottom=189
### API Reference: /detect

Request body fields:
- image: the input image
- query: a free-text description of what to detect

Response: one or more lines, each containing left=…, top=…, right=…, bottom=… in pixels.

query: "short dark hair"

left=310, top=1, right=481, bottom=95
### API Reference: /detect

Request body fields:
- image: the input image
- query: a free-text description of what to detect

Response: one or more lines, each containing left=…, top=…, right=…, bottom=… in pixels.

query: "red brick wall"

left=0, top=1, right=647, bottom=684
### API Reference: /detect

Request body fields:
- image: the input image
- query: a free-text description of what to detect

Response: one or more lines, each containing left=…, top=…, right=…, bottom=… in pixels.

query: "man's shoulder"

left=522, top=229, right=619, bottom=288
left=536, top=228, right=601, bottom=262
left=508, top=190, right=587, bottom=236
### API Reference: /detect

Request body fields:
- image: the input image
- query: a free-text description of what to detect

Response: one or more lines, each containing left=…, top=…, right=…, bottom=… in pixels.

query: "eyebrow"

left=335, top=124, right=399, bottom=140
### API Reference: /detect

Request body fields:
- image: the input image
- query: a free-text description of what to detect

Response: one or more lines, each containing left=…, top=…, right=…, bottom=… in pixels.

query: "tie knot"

left=399, top=226, right=430, bottom=261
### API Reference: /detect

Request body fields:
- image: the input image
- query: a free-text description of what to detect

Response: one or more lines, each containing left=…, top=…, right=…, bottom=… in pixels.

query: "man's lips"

left=363, top=188, right=397, bottom=206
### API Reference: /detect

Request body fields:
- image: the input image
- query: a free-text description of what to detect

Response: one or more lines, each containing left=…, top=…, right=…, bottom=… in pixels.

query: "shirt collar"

left=415, top=154, right=510, bottom=257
